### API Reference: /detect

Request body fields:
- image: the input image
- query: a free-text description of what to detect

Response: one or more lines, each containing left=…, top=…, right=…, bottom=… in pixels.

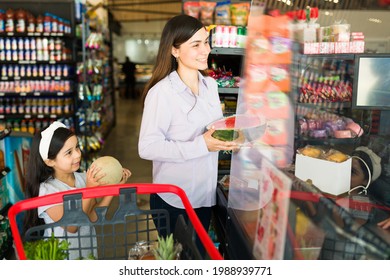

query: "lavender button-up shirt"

left=139, top=71, right=223, bottom=208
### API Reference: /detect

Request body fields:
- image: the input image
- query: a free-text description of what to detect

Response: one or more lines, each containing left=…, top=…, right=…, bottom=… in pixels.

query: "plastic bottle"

left=236, top=26, right=247, bottom=49
left=229, top=26, right=237, bottom=48
left=27, top=13, right=35, bottom=33
left=35, top=15, right=43, bottom=33
left=16, top=9, right=26, bottom=33
left=5, top=9, right=14, bottom=33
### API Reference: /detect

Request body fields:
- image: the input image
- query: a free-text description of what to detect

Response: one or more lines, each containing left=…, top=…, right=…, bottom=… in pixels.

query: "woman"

left=138, top=14, right=237, bottom=253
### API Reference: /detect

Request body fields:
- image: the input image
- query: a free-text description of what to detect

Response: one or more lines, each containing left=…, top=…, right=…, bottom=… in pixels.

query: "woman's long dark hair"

left=142, top=14, right=206, bottom=103
left=23, top=127, right=75, bottom=233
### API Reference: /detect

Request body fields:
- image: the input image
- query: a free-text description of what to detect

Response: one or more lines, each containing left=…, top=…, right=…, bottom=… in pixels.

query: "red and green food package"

left=183, top=2, right=200, bottom=19
left=199, top=1, right=216, bottom=26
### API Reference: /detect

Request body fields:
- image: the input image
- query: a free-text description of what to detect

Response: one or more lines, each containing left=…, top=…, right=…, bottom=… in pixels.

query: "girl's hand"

left=378, top=217, right=390, bottom=230
left=203, top=126, right=239, bottom=152
left=119, top=168, right=132, bottom=184
left=86, top=164, right=106, bottom=187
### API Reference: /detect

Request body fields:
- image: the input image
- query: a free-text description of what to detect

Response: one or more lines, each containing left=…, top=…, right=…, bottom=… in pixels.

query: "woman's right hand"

left=86, top=164, right=106, bottom=187
left=203, top=126, right=239, bottom=152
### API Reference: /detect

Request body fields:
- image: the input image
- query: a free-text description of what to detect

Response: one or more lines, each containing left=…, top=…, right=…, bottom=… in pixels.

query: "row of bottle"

left=0, top=9, right=71, bottom=35
left=0, top=37, right=66, bottom=51
left=0, top=48, right=71, bottom=62
left=1, top=117, right=74, bottom=135
left=1, top=64, right=70, bottom=79
left=211, top=25, right=247, bottom=48
left=0, top=80, right=72, bottom=93
left=0, top=97, right=73, bottom=115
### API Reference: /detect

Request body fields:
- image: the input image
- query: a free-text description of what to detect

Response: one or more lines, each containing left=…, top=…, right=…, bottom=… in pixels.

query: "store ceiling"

left=107, top=0, right=182, bottom=23
left=106, top=0, right=389, bottom=23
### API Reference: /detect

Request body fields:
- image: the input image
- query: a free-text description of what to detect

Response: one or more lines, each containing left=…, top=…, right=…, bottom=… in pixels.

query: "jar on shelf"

left=5, top=9, right=14, bottom=33
left=15, top=9, right=26, bottom=33
left=36, top=15, right=43, bottom=33
left=27, top=12, right=35, bottom=33
left=43, top=13, right=52, bottom=33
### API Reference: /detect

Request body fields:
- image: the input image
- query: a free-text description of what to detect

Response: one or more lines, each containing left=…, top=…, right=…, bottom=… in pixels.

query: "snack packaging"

left=199, top=1, right=216, bottom=26
left=230, top=3, right=250, bottom=26
left=183, top=2, right=200, bottom=19
left=215, top=0, right=231, bottom=25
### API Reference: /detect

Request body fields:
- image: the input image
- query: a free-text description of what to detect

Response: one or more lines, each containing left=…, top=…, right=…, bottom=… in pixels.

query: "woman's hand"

left=378, top=217, right=390, bottom=230
left=119, top=168, right=132, bottom=184
left=203, top=127, right=239, bottom=152
left=86, top=164, right=106, bottom=187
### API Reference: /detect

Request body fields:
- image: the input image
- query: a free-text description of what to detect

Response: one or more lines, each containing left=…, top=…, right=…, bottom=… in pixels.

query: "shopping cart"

left=8, top=183, right=223, bottom=260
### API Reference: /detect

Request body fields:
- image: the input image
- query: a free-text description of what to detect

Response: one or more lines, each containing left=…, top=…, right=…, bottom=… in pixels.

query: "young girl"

left=138, top=14, right=237, bottom=255
left=23, top=121, right=131, bottom=259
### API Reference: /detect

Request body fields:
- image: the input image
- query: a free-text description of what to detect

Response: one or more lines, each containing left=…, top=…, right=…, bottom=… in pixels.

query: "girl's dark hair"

left=142, top=14, right=206, bottom=103
left=352, top=150, right=372, bottom=182
left=23, top=127, right=75, bottom=233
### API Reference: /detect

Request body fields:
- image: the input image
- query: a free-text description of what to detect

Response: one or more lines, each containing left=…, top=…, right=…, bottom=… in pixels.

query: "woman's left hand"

left=203, top=126, right=239, bottom=152
left=119, top=168, right=132, bottom=184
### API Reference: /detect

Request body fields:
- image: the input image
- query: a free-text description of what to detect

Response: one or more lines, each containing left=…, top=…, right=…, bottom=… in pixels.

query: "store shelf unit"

left=209, top=47, right=245, bottom=178
left=76, top=3, right=115, bottom=169
left=0, top=0, right=78, bottom=133
left=292, top=52, right=366, bottom=152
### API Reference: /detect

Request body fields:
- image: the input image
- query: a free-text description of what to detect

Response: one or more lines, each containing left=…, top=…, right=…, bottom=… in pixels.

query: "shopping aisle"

left=100, top=95, right=152, bottom=184
left=100, top=94, right=152, bottom=206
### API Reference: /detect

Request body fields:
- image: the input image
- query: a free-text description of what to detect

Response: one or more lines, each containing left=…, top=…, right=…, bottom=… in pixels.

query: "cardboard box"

left=294, top=154, right=351, bottom=196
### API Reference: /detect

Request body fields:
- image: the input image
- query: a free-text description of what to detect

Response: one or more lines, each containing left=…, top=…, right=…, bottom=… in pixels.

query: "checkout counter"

left=213, top=157, right=390, bottom=260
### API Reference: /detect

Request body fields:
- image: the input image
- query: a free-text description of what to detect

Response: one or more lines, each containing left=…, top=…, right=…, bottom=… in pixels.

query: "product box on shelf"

left=294, top=154, right=351, bottom=196
left=301, top=41, right=364, bottom=54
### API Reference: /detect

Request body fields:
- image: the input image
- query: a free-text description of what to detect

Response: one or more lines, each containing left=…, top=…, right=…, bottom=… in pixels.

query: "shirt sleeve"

left=138, top=85, right=209, bottom=162
left=37, top=181, right=63, bottom=217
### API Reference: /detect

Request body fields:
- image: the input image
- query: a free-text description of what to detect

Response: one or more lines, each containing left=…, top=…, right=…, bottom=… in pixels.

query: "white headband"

left=355, top=146, right=382, bottom=182
left=39, top=121, right=66, bottom=161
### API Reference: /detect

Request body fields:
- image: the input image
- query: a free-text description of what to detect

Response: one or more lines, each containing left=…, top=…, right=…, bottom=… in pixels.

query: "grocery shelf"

left=210, top=47, right=245, bottom=56
left=218, top=87, right=240, bottom=94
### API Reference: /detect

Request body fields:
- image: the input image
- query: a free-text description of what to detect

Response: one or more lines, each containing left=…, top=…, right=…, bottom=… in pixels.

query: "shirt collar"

left=168, top=71, right=209, bottom=94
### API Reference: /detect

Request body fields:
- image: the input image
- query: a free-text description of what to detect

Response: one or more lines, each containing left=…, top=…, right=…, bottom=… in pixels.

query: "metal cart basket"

left=8, top=183, right=223, bottom=260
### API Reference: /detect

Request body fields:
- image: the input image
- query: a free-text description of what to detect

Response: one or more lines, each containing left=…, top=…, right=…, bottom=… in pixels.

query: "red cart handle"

left=8, top=183, right=223, bottom=260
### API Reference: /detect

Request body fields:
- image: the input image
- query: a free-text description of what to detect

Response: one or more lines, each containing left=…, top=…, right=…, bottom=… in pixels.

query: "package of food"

left=324, top=149, right=349, bottom=163
left=199, top=1, right=216, bottom=26
left=230, top=2, right=250, bottom=26
left=183, top=1, right=200, bottom=19
left=215, top=0, right=231, bottom=25
left=297, top=145, right=325, bottom=159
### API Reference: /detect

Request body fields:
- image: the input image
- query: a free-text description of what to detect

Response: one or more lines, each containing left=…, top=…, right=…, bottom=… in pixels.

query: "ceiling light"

left=369, top=18, right=382, bottom=23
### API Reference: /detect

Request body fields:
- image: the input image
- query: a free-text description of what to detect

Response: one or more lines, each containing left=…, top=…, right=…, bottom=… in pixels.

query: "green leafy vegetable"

left=24, top=233, right=70, bottom=260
